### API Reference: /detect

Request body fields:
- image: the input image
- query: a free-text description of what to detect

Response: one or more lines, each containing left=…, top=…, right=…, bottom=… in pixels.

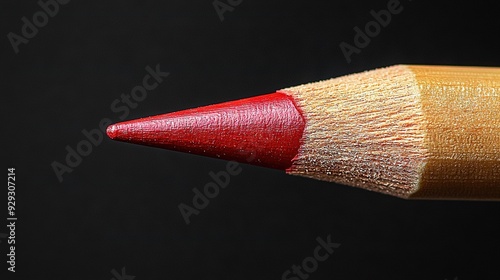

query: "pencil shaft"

left=108, top=65, right=500, bottom=200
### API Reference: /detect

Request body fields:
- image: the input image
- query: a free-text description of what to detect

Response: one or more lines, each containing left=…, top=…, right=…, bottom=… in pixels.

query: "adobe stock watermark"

left=339, top=0, right=406, bottom=63
left=178, top=161, right=242, bottom=224
left=178, top=146, right=257, bottom=225
left=282, top=234, right=340, bottom=280
left=213, top=0, right=243, bottom=22
left=51, top=64, right=170, bottom=183
left=111, top=267, right=135, bottom=280
left=7, top=0, right=71, bottom=54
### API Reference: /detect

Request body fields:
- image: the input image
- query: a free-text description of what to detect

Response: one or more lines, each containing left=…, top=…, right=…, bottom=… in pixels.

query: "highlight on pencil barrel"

left=107, top=65, right=500, bottom=201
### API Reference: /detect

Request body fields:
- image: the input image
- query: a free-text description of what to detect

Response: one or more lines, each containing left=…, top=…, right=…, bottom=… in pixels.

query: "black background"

left=2, top=0, right=500, bottom=279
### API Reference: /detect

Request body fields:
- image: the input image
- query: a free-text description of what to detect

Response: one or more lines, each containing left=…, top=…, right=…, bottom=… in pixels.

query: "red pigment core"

left=107, top=92, right=305, bottom=170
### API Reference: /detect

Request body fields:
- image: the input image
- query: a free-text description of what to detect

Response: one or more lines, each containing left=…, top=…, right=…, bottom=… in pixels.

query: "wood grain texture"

left=282, top=65, right=500, bottom=200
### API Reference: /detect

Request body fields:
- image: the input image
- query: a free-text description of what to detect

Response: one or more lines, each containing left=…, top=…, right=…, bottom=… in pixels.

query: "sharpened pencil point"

left=106, top=92, right=306, bottom=170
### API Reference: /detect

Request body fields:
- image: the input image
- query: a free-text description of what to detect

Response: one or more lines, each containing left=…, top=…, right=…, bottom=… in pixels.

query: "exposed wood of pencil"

left=280, top=65, right=500, bottom=200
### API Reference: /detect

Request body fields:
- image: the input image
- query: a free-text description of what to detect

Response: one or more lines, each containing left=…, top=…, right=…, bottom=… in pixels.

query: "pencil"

left=107, top=65, right=500, bottom=200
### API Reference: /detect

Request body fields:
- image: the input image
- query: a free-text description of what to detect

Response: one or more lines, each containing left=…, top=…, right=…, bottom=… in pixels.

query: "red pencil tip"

left=106, top=92, right=305, bottom=170
left=106, top=123, right=134, bottom=141
left=106, top=124, right=119, bottom=140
